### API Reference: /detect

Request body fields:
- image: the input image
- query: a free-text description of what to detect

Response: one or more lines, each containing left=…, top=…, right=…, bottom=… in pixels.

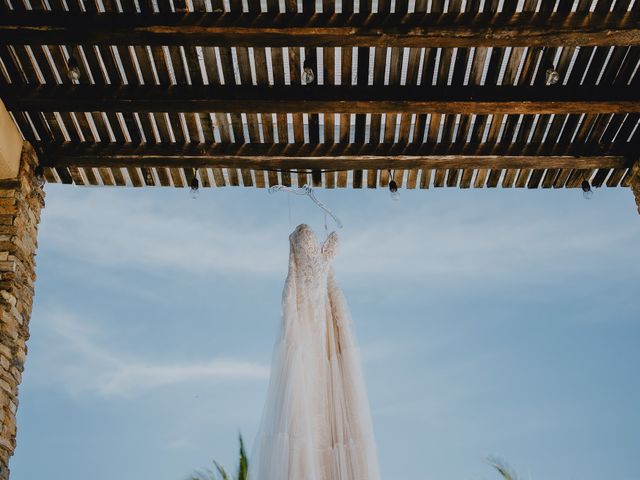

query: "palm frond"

left=487, top=456, right=518, bottom=480
left=190, top=468, right=216, bottom=480
left=237, top=434, right=249, bottom=480
left=213, top=461, right=232, bottom=480
left=191, top=434, right=249, bottom=480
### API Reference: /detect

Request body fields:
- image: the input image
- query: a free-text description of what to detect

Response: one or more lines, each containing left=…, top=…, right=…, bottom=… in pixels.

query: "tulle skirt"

left=249, top=292, right=380, bottom=480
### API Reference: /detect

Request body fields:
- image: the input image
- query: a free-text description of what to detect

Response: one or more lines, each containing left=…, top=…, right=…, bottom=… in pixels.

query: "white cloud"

left=38, top=186, right=640, bottom=284
left=96, top=359, right=269, bottom=396
left=40, top=188, right=286, bottom=276
left=29, top=311, right=269, bottom=398
left=338, top=206, right=638, bottom=281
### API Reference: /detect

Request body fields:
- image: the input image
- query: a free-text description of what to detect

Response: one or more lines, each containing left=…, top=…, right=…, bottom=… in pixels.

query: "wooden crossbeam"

left=37, top=141, right=634, bottom=170
left=1, top=11, right=639, bottom=47
left=4, top=85, right=640, bottom=114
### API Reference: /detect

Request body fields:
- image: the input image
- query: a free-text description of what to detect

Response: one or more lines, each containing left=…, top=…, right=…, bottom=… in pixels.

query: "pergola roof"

left=1, top=0, right=640, bottom=190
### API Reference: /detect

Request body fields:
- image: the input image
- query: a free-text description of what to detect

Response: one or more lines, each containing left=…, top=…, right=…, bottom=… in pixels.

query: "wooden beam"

left=37, top=141, right=635, bottom=170
left=1, top=11, right=639, bottom=48
left=0, top=100, right=23, bottom=179
left=3, top=85, right=640, bottom=114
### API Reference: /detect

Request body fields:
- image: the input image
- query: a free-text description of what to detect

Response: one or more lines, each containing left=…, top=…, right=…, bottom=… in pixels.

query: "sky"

left=9, top=180, right=640, bottom=480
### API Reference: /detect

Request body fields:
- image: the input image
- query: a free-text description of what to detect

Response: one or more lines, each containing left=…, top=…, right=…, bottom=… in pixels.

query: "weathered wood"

left=0, top=99, right=22, bottom=179
left=36, top=141, right=635, bottom=170
left=4, top=85, right=640, bottom=114
left=1, top=5, right=638, bottom=194
left=2, top=11, right=639, bottom=48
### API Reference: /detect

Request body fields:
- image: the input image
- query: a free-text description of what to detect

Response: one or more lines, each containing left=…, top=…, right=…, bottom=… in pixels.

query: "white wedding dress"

left=249, top=224, right=380, bottom=480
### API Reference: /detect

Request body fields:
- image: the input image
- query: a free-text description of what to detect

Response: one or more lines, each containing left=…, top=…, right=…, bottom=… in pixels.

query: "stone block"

left=0, top=436, right=13, bottom=451
left=0, top=379, right=11, bottom=396
left=0, top=264, right=14, bottom=274
left=0, top=292, right=15, bottom=308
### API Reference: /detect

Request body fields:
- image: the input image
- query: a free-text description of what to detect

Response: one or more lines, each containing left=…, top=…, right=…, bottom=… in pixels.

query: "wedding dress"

left=249, top=224, right=380, bottom=480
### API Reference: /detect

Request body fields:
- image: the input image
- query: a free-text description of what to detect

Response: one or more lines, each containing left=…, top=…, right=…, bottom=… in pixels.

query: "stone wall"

left=632, top=174, right=640, bottom=216
left=0, top=143, right=44, bottom=479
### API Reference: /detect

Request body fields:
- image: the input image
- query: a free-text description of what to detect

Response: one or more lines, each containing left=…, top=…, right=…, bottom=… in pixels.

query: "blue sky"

left=10, top=181, right=640, bottom=480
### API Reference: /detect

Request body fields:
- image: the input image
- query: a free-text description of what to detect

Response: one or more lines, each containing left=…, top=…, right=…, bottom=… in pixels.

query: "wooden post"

left=0, top=142, right=44, bottom=479
left=0, top=101, right=22, bottom=180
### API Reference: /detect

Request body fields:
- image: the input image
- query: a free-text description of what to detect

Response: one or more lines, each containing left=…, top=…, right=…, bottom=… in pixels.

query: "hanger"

left=269, top=184, right=344, bottom=231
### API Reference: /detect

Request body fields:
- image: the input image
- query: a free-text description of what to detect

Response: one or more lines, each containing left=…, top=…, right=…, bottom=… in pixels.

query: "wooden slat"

left=459, top=168, right=473, bottom=188
left=553, top=167, right=572, bottom=188
left=527, top=168, right=544, bottom=188
left=501, top=168, right=517, bottom=187
left=540, top=168, right=558, bottom=188
left=0, top=44, right=26, bottom=85
left=591, top=167, right=610, bottom=187
left=486, top=168, right=501, bottom=187
left=515, top=168, right=531, bottom=188
left=474, top=168, right=488, bottom=188
left=484, top=113, right=504, bottom=183
left=419, top=168, right=431, bottom=188
left=566, top=168, right=593, bottom=188
left=606, top=167, right=627, bottom=186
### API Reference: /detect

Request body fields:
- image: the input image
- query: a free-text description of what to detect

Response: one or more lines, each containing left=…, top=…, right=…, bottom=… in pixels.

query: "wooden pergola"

left=0, top=0, right=639, bottom=194
left=0, top=0, right=640, bottom=478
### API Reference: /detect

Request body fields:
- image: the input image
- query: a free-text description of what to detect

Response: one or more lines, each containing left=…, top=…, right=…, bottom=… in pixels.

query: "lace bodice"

left=289, top=224, right=338, bottom=289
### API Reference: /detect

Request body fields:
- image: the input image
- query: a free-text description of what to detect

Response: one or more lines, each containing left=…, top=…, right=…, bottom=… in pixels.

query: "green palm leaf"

left=191, top=434, right=248, bottom=480
left=487, top=456, right=519, bottom=480
left=213, top=461, right=232, bottom=480
left=237, top=434, right=249, bottom=480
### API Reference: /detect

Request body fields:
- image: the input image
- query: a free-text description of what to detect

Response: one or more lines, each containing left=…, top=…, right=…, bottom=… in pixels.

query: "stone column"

left=0, top=143, right=44, bottom=479
left=631, top=171, right=640, bottom=215
left=628, top=161, right=640, bottom=216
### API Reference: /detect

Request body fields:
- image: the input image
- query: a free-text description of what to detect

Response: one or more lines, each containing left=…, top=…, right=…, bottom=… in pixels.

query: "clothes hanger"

left=269, top=184, right=344, bottom=233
